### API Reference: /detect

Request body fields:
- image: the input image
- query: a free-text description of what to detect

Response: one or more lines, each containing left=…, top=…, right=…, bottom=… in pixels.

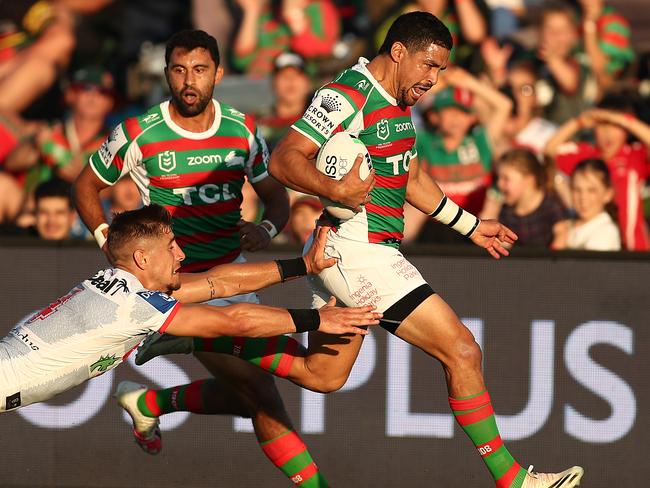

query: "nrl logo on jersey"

left=377, top=118, right=390, bottom=141
left=142, top=113, right=160, bottom=124
left=159, top=150, right=176, bottom=172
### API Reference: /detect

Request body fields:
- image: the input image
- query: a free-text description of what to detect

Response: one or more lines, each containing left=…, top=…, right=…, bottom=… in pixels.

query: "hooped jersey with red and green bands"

left=89, top=99, right=270, bottom=272
left=292, top=57, right=417, bottom=249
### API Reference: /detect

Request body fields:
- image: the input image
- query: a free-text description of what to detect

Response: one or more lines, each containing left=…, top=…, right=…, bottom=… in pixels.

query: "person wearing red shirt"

left=545, top=95, right=650, bottom=250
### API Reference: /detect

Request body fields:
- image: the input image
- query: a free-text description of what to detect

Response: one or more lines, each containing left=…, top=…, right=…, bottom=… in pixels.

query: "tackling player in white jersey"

left=0, top=205, right=379, bottom=413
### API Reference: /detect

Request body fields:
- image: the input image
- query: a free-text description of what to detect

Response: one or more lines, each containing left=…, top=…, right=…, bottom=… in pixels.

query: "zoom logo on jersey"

left=396, top=122, right=413, bottom=132
left=90, top=275, right=130, bottom=295
left=188, top=154, right=222, bottom=166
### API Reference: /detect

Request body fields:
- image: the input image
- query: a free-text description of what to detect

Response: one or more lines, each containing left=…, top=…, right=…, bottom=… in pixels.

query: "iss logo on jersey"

left=159, top=150, right=176, bottom=172
left=377, top=119, right=390, bottom=141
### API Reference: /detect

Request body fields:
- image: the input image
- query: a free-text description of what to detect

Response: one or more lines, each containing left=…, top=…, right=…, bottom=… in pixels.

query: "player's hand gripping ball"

left=315, top=132, right=373, bottom=220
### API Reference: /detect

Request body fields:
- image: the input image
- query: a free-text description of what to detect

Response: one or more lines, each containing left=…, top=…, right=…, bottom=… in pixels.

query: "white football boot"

left=521, top=465, right=584, bottom=488
left=114, top=380, right=162, bottom=455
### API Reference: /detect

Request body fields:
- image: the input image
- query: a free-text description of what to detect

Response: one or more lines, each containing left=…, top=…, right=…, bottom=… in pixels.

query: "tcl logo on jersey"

left=172, top=183, right=236, bottom=205
left=386, top=149, right=415, bottom=175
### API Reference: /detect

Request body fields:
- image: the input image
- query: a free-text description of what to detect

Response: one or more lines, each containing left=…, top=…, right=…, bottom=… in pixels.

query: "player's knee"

left=310, top=375, right=347, bottom=394
left=448, top=327, right=482, bottom=369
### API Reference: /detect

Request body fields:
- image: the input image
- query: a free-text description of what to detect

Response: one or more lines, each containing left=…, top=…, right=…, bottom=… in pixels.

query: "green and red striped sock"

left=137, top=379, right=214, bottom=417
left=193, top=336, right=304, bottom=378
left=261, top=430, right=328, bottom=487
left=450, top=391, right=527, bottom=488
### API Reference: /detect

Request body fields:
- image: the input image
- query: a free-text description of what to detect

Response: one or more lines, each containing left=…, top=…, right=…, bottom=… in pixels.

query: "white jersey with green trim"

left=0, top=268, right=180, bottom=412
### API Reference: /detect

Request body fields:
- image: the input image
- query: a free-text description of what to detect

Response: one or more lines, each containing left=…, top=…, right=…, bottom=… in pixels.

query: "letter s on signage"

left=564, top=321, right=636, bottom=443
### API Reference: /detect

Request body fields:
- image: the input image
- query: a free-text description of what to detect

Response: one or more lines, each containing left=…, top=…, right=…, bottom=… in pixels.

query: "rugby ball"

left=315, top=132, right=373, bottom=220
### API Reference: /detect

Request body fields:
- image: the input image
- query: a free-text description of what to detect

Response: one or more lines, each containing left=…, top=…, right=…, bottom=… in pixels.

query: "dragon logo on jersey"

left=320, top=93, right=342, bottom=113
left=377, top=118, right=390, bottom=141
left=158, top=150, right=176, bottom=172
left=90, top=354, right=118, bottom=373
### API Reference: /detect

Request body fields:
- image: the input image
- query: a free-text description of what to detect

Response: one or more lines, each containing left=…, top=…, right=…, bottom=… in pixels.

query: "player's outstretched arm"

left=165, top=299, right=381, bottom=338
left=405, top=157, right=517, bottom=258
left=173, top=226, right=337, bottom=303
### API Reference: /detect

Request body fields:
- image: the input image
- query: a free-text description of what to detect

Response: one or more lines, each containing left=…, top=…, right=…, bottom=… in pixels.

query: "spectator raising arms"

left=497, top=148, right=567, bottom=248
left=404, top=67, right=512, bottom=242
left=545, top=94, right=650, bottom=250
left=232, top=0, right=340, bottom=77
left=579, top=0, right=634, bottom=96
left=552, top=158, right=621, bottom=251
left=536, top=2, right=594, bottom=125
left=4, top=67, right=115, bottom=186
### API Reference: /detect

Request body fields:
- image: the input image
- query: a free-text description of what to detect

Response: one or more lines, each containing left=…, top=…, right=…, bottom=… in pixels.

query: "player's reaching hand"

left=303, top=225, right=337, bottom=275
left=238, top=219, right=272, bottom=252
left=470, top=220, right=518, bottom=259
left=334, top=154, right=375, bottom=211
left=317, top=297, right=382, bottom=335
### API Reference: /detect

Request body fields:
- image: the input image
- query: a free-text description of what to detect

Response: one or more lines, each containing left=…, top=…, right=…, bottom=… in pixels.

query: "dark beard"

left=170, top=89, right=212, bottom=117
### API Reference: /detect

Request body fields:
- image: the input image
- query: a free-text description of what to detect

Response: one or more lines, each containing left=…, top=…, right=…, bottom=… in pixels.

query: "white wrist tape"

left=429, top=196, right=480, bottom=237
left=260, top=219, right=278, bottom=238
left=93, top=223, right=109, bottom=249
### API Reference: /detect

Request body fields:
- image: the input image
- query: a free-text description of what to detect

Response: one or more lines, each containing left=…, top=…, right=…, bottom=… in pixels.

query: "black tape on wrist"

left=275, top=258, right=307, bottom=282
left=288, top=309, right=320, bottom=333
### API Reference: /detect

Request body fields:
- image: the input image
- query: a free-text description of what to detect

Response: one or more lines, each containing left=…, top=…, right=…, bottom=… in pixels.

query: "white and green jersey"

left=0, top=268, right=180, bottom=412
left=89, top=99, right=270, bottom=272
left=293, top=57, right=417, bottom=248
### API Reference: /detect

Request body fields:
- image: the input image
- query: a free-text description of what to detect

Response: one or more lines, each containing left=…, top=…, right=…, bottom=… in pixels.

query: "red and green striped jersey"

left=292, top=57, right=417, bottom=248
left=30, top=118, right=106, bottom=186
left=416, top=125, right=493, bottom=215
left=232, top=1, right=339, bottom=77
left=89, top=99, right=270, bottom=272
left=596, top=6, right=634, bottom=75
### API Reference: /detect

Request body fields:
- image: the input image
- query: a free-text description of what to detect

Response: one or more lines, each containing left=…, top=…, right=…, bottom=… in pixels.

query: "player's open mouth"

left=411, top=86, right=429, bottom=99
left=182, top=91, right=198, bottom=104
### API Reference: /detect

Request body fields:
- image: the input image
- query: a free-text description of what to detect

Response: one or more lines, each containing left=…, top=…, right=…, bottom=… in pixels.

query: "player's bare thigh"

left=393, top=293, right=485, bottom=396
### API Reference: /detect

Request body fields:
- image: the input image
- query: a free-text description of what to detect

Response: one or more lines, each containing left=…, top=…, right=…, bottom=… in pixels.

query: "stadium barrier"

left=0, top=241, right=647, bottom=487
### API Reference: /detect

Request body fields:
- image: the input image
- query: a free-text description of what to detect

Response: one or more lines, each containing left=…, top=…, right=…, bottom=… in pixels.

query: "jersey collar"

left=161, top=99, right=221, bottom=139
left=353, top=57, right=397, bottom=106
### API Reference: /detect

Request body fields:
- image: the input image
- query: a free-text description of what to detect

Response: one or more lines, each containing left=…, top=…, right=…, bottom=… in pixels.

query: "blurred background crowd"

left=1, top=0, right=649, bottom=252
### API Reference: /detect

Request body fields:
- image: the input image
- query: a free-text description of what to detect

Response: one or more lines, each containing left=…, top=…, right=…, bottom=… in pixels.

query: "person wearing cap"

left=257, top=52, right=313, bottom=152
left=403, top=66, right=512, bottom=243
left=4, top=66, right=116, bottom=186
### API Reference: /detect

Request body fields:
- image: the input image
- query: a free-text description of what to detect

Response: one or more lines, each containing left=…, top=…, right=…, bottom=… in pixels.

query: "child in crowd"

left=403, top=67, right=512, bottom=243
left=545, top=94, right=650, bottom=250
left=552, top=159, right=621, bottom=251
left=536, top=2, right=594, bottom=125
left=497, top=148, right=567, bottom=247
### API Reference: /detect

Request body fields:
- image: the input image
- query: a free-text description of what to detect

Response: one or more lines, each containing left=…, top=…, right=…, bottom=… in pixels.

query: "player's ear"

left=390, top=41, right=406, bottom=64
left=133, top=248, right=147, bottom=270
left=214, top=64, right=224, bottom=85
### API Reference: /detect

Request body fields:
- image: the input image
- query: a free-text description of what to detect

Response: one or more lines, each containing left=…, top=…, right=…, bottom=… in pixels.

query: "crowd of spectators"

left=1, top=0, right=649, bottom=252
